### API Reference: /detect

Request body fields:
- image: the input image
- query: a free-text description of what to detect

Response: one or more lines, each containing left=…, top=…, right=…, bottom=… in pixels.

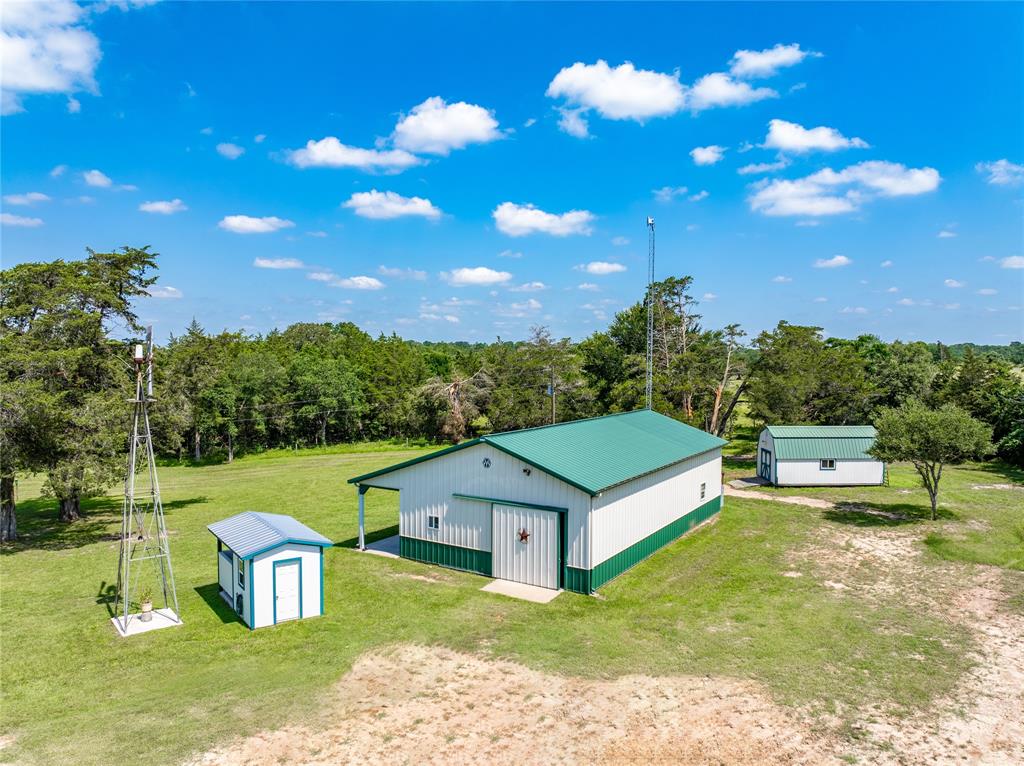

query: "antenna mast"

left=645, top=216, right=655, bottom=409
left=113, top=327, right=182, bottom=636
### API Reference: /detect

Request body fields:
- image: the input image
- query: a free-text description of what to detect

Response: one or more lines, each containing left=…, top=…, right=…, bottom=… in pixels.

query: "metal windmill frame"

left=113, top=327, right=181, bottom=634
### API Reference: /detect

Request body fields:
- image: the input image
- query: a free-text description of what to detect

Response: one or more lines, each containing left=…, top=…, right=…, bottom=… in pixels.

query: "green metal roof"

left=764, top=425, right=877, bottom=461
left=349, top=410, right=726, bottom=495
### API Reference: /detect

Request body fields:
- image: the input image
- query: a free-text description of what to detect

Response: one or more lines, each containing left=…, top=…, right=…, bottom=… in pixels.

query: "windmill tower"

left=645, top=216, right=655, bottom=410
left=112, top=328, right=182, bottom=637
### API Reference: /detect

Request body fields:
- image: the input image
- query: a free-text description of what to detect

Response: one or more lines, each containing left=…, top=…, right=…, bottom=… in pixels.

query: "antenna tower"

left=645, top=216, right=655, bottom=409
left=113, top=327, right=181, bottom=635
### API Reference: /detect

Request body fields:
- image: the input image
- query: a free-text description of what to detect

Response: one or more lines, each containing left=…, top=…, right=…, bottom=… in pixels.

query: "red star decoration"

left=518, top=528, right=531, bottom=543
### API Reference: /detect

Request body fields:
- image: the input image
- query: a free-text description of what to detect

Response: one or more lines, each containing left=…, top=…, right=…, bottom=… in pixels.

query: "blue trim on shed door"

left=319, top=548, right=324, bottom=617
left=272, top=557, right=304, bottom=625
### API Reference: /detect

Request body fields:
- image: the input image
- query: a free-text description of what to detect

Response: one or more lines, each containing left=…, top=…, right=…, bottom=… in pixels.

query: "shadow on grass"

left=973, top=460, right=1024, bottom=485
left=2, top=495, right=208, bottom=554
left=336, top=523, right=399, bottom=549
left=823, top=501, right=958, bottom=527
left=194, top=583, right=244, bottom=625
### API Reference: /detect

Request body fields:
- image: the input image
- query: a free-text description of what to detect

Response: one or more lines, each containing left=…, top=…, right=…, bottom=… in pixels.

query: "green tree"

left=870, top=401, right=992, bottom=520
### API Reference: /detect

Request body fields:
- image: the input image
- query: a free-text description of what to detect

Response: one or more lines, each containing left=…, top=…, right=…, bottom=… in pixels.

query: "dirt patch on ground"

left=189, top=645, right=844, bottom=766
left=725, top=487, right=833, bottom=509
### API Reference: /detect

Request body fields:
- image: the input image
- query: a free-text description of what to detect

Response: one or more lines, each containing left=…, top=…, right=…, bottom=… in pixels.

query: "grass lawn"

left=2, top=445, right=1019, bottom=764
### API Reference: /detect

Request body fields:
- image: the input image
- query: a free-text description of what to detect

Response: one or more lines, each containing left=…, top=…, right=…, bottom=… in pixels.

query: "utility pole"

left=549, top=365, right=556, bottom=424
left=645, top=216, right=655, bottom=410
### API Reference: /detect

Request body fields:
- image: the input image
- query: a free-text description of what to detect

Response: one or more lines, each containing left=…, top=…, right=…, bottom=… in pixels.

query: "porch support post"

left=357, top=485, right=368, bottom=551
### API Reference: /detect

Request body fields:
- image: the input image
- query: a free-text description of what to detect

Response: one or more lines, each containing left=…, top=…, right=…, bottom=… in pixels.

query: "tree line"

left=2, top=248, right=1020, bottom=540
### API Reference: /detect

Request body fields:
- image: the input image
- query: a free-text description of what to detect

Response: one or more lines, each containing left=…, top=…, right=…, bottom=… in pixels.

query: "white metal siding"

left=590, top=449, right=722, bottom=568
left=218, top=551, right=233, bottom=596
left=491, top=505, right=559, bottom=589
left=776, top=459, right=883, bottom=486
left=250, top=543, right=322, bottom=628
left=361, top=442, right=591, bottom=568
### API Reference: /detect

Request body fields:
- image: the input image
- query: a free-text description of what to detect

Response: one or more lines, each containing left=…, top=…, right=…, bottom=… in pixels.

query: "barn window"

left=820, top=459, right=836, bottom=470
left=700, top=482, right=706, bottom=500
left=237, top=558, right=245, bottom=589
left=427, top=515, right=440, bottom=530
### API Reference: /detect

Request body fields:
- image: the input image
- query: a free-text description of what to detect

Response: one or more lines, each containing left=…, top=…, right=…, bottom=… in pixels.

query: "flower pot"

left=140, top=600, right=153, bottom=622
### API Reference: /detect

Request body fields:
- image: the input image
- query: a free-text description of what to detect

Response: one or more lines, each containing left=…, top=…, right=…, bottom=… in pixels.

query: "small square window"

left=427, top=515, right=440, bottom=530
left=237, top=558, right=245, bottom=589
left=700, top=482, right=706, bottom=500
left=820, top=459, right=836, bottom=470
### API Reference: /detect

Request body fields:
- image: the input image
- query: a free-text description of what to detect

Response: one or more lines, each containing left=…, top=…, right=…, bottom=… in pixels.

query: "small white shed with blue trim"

left=208, top=511, right=332, bottom=629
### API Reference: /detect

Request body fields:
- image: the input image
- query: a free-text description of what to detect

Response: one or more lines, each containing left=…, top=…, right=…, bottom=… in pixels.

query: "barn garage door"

left=491, top=505, right=559, bottom=589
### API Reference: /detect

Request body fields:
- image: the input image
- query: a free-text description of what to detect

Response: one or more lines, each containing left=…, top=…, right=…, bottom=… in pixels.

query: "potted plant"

left=139, top=586, right=154, bottom=622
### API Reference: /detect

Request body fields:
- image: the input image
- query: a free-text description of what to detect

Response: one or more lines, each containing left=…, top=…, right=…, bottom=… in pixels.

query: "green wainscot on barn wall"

left=572, top=494, right=722, bottom=594
left=399, top=536, right=492, bottom=577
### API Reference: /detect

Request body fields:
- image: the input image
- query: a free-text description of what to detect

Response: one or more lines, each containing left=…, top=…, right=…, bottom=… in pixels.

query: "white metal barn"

left=208, top=512, right=332, bottom=629
left=756, top=425, right=884, bottom=486
left=348, top=410, right=726, bottom=594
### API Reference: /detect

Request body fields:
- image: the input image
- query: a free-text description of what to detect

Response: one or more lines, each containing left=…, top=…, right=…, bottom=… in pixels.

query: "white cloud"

left=748, top=161, right=941, bottom=217
left=442, top=267, right=513, bottom=287
left=83, top=169, right=112, bottom=187
left=147, top=285, right=183, bottom=299
left=937, top=229, right=957, bottom=238
left=772, top=275, right=792, bottom=283
left=254, top=257, right=305, bottom=269
left=653, top=186, right=688, bottom=202
left=556, top=107, right=590, bottom=138
left=216, top=142, right=245, bottom=159
left=840, top=306, right=868, bottom=314
left=307, top=271, right=335, bottom=282
left=702, top=292, right=718, bottom=301
left=493, top=202, right=594, bottom=236
left=286, top=137, right=421, bottom=172
left=219, top=215, right=295, bottom=234
left=200, top=126, right=213, bottom=135
left=378, top=266, right=427, bottom=280
left=0, top=0, right=100, bottom=115
left=497, top=249, right=523, bottom=259
left=688, top=73, right=777, bottom=111
left=813, top=296, right=828, bottom=302
left=443, top=314, right=459, bottom=323
left=546, top=60, right=685, bottom=122
left=254, top=133, right=266, bottom=143
left=0, top=212, right=43, bottom=227
left=762, top=119, right=868, bottom=153
left=898, top=298, right=915, bottom=306
left=510, top=298, right=542, bottom=311
left=332, top=276, right=384, bottom=290
left=509, top=281, right=547, bottom=292
left=976, top=159, right=1024, bottom=186
left=391, top=96, right=501, bottom=155
left=578, top=282, right=599, bottom=291
left=1000, top=255, right=1024, bottom=269
left=306, top=230, right=327, bottom=238
left=576, top=261, right=626, bottom=275
left=881, top=260, right=893, bottom=268
left=49, top=164, right=67, bottom=177
left=343, top=190, right=441, bottom=220
left=611, top=236, right=629, bottom=246
left=976, top=288, right=997, bottom=295
left=886, top=287, right=899, bottom=293
left=691, top=145, right=725, bottom=166
left=139, top=198, right=187, bottom=214
left=66, top=96, right=80, bottom=113
left=738, top=158, right=789, bottom=175
left=523, top=118, right=536, bottom=128
left=729, top=43, right=821, bottom=78
left=3, top=191, right=50, bottom=205
left=689, top=190, right=709, bottom=202
left=814, top=254, right=851, bottom=268
left=944, top=278, right=965, bottom=288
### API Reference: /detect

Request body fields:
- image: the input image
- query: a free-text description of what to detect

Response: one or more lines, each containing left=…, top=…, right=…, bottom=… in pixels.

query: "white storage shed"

left=757, top=425, right=885, bottom=486
left=208, top=511, right=332, bottom=629
left=348, top=410, right=726, bottom=595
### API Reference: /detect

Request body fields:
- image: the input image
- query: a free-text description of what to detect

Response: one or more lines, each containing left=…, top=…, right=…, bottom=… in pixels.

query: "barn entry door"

left=759, top=449, right=772, bottom=481
left=491, top=505, right=559, bottom=590
left=273, top=559, right=302, bottom=623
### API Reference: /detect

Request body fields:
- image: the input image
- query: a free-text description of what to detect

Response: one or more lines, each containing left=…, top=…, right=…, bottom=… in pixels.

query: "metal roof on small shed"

left=348, top=410, right=726, bottom=495
left=208, top=511, right=333, bottom=559
left=764, top=425, right=877, bottom=461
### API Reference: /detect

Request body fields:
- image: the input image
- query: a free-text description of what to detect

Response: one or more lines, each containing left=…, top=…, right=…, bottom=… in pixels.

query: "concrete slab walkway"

left=364, top=535, right=400, bottom=559
left=481, top=579, right=561, bottom=604
left=111, top=608, right=183, bottom=638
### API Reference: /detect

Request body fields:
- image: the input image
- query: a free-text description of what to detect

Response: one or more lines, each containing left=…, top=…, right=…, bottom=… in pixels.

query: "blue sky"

left=2, top=1, right=1022, bottom=344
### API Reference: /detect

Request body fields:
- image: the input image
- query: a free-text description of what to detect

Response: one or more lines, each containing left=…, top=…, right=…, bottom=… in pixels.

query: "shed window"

left=237, top=558, right=245, bottom=589
left=700, top=482, right=706, bottom=500
left=820, top=459, right=836, bottom=471
left=427, top=515, right=440, bottom=530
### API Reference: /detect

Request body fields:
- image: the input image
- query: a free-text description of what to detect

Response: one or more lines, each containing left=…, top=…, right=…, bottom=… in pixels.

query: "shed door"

left=491, top=505, right=559, bottom=590
left=759, top=448, right=772, bottom=481
left=274, top=560, right=301, bottom=622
